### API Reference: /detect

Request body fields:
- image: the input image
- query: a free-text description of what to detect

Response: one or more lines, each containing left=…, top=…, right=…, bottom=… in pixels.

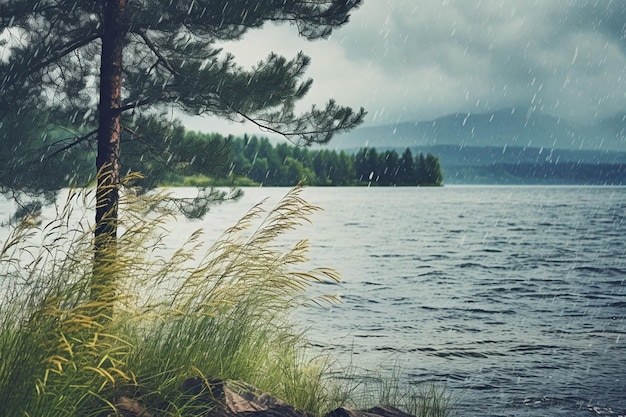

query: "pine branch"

left=135, top=29, right=180, bottom=77
left=46, top=129, right=98, bottom=160
left=234, top=105, right=366, bottom=145
left=118, top=98, right=154, bottom=113
left=2, top=33, right=100, bottom=91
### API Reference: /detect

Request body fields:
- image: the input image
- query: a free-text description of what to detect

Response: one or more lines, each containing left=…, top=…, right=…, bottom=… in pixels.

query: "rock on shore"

left=113, top=378, right=417, bottom=417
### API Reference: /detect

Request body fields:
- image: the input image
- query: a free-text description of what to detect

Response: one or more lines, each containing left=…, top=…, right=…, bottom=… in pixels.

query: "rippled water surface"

left=211, top=186, right=625, bottom=417
left=4, top=186, right=625, bottom=417
left=290, top=186, right=626, bottom=417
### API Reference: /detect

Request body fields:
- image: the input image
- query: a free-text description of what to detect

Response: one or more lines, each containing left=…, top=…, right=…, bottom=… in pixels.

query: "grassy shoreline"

left=161, top=174, right=443, bottom=188
left=0, top=187, right=449, bottom=417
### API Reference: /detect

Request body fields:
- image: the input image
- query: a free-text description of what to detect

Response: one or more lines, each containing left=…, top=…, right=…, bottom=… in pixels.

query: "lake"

left=3, top=186, right=625, bottom=417
left=196, top=186, right=626, bottom=417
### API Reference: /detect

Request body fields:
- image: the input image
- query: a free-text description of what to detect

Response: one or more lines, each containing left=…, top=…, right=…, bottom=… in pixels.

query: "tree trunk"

left=92, top=0, right=127, bottom=308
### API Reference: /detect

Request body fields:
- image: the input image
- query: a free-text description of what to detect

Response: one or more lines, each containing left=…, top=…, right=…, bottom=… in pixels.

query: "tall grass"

left=0, top=186, right=452, bottom=417
left=0, top=186, right=343, bottom=417
left=343, top=367, right=454, bottom=417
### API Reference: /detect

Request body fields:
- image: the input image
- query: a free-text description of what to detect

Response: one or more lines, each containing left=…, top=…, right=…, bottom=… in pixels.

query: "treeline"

left=223, top=134, right=443, bottom=186
left=15, top=124, right=443, bottom=190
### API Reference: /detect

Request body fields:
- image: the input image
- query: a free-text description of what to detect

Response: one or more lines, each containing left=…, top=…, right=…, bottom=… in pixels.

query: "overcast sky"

left=182, top=0, right=626, bottom=136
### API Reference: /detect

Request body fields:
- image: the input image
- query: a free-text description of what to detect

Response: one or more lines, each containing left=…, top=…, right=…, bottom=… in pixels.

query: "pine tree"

left=424, top=153, right=443, bottom=185
left=398, top=147, right=416, bottom=185
left=0, top=0, right=365, bottom=302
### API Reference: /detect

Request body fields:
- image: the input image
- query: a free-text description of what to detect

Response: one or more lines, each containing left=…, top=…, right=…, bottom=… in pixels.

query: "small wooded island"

left=149, top=132, right=444, bottom=188
left=228, top=135, right=443, bottom=187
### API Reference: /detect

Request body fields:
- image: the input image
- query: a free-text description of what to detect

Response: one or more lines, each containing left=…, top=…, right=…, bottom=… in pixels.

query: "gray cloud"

left=184, top=0, right=626, bottom=134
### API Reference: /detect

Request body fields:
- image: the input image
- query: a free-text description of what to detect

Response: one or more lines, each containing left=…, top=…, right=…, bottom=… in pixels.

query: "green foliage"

left=0, top=109, right=94, bottom=195
left=121, top=117, right=233, bottom=191
left=0, top=187, right=345, bottom=416
left=225, top=136, right=443, bottom=186
left=354, top=148, right=443, bottom=186
left=0, top=0, right=365, bottom=197
left=0, top=109, right=442, bottom=195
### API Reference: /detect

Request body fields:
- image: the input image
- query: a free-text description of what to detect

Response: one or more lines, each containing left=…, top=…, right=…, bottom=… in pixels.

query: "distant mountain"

left=391, top=144, right=626, bottom=166
left=323, top=108, right=626, bottom=184
left=330, top=107, right=626, bottom=152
